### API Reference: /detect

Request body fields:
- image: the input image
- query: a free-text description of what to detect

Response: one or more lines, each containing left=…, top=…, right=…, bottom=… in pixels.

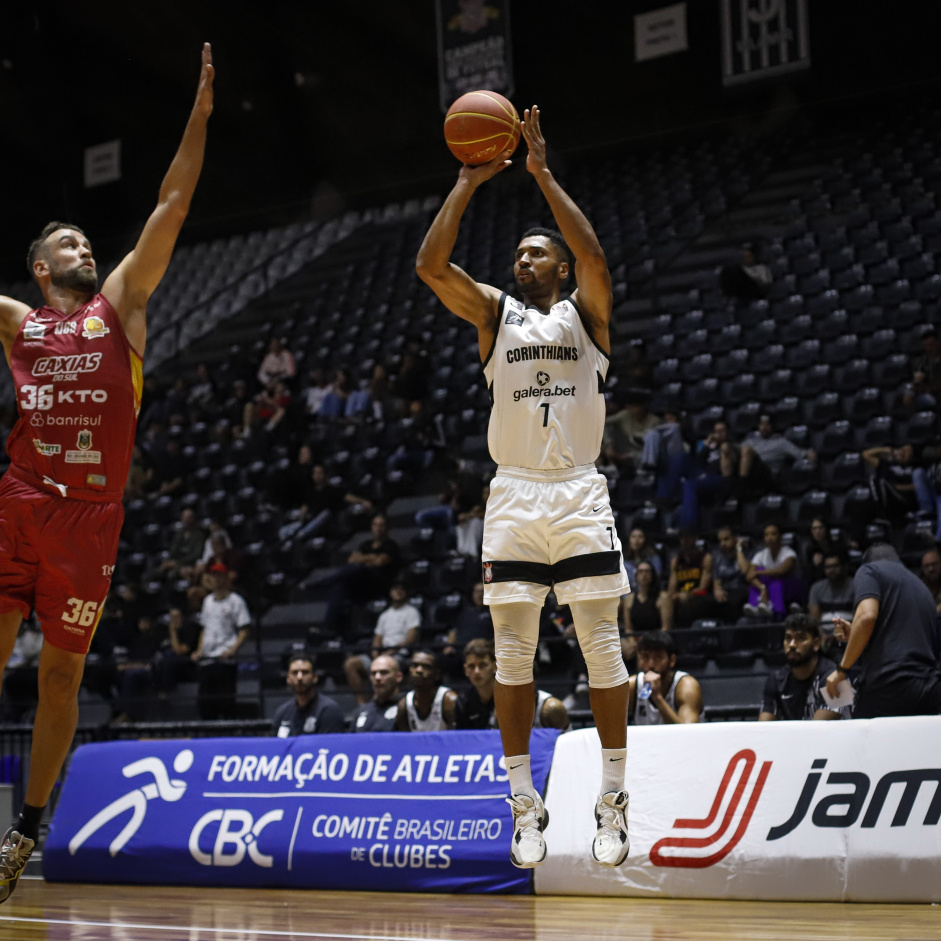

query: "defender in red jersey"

left=0, top=45, right=214, bottom=902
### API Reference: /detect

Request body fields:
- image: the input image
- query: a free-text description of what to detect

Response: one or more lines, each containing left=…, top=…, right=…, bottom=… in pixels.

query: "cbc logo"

left=189, top=809, right=284, bottom=868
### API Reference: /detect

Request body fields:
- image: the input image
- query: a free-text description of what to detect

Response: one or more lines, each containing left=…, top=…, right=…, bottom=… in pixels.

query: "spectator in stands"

left=395, top=650, right=457, bottom=731
left=443, top=582, right=494, bottom=660
left=720, top=241, right=772, bottom=302
left=827, top=544, right=941, bottom=718
left=759, top=614, right=850, bottom=721
left=157, top=607, right=200, bottom=691
left=919, top=549, right=941, bottom=612
left=391, top=350, right=430, bottom=416
left=622, top=527, right=662, bottom=588
left=743, top=523, right=800, bottom=620
left=146, top=433, right=186, bottom=498
left=318, top=368, right=351, bottom=420
left=223, top=379, right=251, bottom=434
left=621, top=562, right=672, bottom=635
left=740, top=414, right=816, bottom=492
left=196, top=519, right=232, bottom=571
left=640, top=410, right=688, bottom=492
left=280, top=464, right=373, bottom=548
left=808, top=553, right=855, bottom=641
left=124, top=445, right=151, bottom=501
left=803, top=517, right=853, bottom=586
left=667, top=530, right=713, bottom=627
left=160, top=509, right=206, bottom=582
left=322, top=514, right=401, bottom=636
left=902, top=325, right=941, bottom=411
left=602, top=388, right=661, bottom=474
left=627, top=632, right=703, bottom=724
left=192, top=563, right=252, bottom=720
left=676, top=420, right=740, bottom=530
left=912, top=450, right=941, bottom=540
left=112, top=614, right=167, bottom=723
left=344, top=582, right=421, bottom=701
left=246, top=378, right=292, bottom=437
left=366, top=363, right=392, bottom=422
left=188, top=362, right=216, bottom=413
left=302, top=368, right=331, bottom=419
left=710, top=528, right=752, bottom=623
left=349, top=654, right=404, bottom=732
left=257, top=336, right=296, bottom=388
left=273, top=651, right=345, bottom=736
left=621, top=341, right=654, bottom=391
left=194, top=533, right=245, bottom=590
left=414, top=474, right=485, bottom=561
left=864, top=443, right=918, bottom=522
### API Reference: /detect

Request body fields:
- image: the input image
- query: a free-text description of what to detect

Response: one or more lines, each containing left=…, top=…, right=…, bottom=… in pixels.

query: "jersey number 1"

left=539, top=403, right=550, bottom=427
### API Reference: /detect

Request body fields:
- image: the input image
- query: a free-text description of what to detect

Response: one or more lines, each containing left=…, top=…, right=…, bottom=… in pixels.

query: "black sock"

left=16, top=803, right=45, bottom=842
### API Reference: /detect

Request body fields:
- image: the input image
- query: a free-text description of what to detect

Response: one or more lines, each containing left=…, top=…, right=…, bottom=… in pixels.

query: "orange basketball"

left=444, top=90, right=521, bottom=165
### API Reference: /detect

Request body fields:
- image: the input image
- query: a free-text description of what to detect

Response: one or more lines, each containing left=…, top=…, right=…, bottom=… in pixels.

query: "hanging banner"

left=45, top=729, right=558, bottom=894
left=436, top=0, right=514, bottom=111
left=536, top=717, right=941, bottom=902
left=635, top=4, right=689, bottom=63
left=721, top=0, right=810, bottom=86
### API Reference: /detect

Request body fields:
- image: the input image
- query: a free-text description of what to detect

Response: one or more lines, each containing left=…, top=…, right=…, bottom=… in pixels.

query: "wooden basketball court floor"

left=1, top=878, right=938, bottom=940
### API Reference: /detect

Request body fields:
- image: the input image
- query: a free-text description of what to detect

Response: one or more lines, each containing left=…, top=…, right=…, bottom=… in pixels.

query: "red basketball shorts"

left=0, top=473, right=124, bottom=654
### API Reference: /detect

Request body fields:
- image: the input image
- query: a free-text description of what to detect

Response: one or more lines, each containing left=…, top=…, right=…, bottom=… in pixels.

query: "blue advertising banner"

left=44, top=730, right=558, bottom=894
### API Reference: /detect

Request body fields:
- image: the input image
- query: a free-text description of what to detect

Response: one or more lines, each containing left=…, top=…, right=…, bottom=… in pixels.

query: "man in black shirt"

left=349, top=655, right=404, bottom=732
left=759, top=614, right=848, bottom=721
left=826, top=544, right=941, bottom=718
left=273, top=652, right=346, bottom=736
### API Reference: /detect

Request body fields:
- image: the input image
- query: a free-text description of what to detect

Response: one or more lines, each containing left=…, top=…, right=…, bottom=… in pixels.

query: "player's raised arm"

left=416, top=156, right=510, bottom=354
left=0, top=295, right=31, bottom=358
left=521, top=106, right=612, bottom=349
left=102, top=43, right=214, bottom=353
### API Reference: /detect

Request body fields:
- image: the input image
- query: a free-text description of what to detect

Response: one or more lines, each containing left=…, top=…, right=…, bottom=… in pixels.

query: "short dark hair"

left=27, top=221, right=87, bottom=275
left=521, top=226, right=574, bottom=271
left=637, top=631, right=676, bottom=657
left=463, top=638, right=495, bottom=662
left=782, top=612, right=819, bottom=639
left=862, top=543, right=900, bottom=564
left=287, top=650, right=317, bottom=670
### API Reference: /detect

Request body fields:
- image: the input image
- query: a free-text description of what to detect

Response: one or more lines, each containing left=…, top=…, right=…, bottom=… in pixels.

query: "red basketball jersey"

left=5, top=294, right=143, bottom=501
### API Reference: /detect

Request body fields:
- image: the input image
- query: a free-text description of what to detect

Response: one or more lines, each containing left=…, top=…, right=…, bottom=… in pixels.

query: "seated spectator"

left=443, top=582, right=494, bottom=661
left=807, top=553, right=855, bottom=640
left=743, top=523, right=801, bottom=620
left=639, top=410, right=688, bottom=495
left=273, top=652, right=345, bottom=736
left=667, top=530, right=713, bottom=627
left=415, top=473, right=486, bottom=561
left=803, top=517, right=853, bottom=586
left=621, top=562, right=672, bottom=635
left=112, top=614, right=168, bottom=723
left=864, top=444, right=918, bottom=523
left=720, top=241, right=773, bottom=301
left=322, top=514, right=401, bottom=636
left=710, top=527, right=752, bottom=623
left=391, top=351, right=430, bottom=416
left=247, top=379, right=292, bottom=436
left=317, top=369, right=351, bottom=420
left=156, top=607, right=200, bottom=692
left=366, top=363, right=392, bottom=422
left=919, top=549, right=941, bottom=613
left=759, top=614, right=850, bottom=721
left=188, top=362, right=217, bottom=413
left=349, top=655, right=404, bottom=732
left=223, top=379, right=252, bottom=435
left=623, top=527, right=662, bottom=589
left=740, top=414, right=816, bottom=492
left=146, top=434, right=186, bottom=497
left=676, top=421, right=740, bottom=530
left=160, top=509, right=206, bottom=582
left=257, top=336, right=296, bottom=388
left=901, top=324, right=941, bottom=412
left=194, top=533, right=245, bottom=589
left=395, top=650, right=458, bottom=731
left=280, top=464, right=373, bottom=547
left=602, top=388, right=661, bottom=474
left=302, top=368, right=331, bottom=418
left=192, top=564, right=252, bottom=720
left=345, top=582, right=421, bottom=701
left=627, top=632, right=703, bottom=724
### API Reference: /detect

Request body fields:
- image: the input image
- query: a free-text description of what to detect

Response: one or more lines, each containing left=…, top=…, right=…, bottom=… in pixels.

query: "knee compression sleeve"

left=491, top=602, right=542, bottom=686
left=570, top=598, right=628, bottom=689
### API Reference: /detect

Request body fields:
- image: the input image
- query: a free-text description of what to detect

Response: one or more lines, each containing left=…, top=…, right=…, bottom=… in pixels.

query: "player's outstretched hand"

left=522, top=106, right=548, bottom=175
left=194, top=42, right=214, bottom=116
left=458, top=149, right=513, bottom=187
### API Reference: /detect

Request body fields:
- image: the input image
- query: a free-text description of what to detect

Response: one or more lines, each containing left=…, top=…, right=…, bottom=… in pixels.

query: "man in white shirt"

left=743, top=524, right=798, bottom=619
left=344, top=582, right=421, bottom=702
left=192, top=564, right=251, bottom=718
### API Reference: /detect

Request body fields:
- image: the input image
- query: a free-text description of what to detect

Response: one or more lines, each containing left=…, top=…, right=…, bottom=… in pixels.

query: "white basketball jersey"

left=633, top=671, right=690, bottom=726
left=406, top=686, right=449, bottom=731
left=483, top=293, right=609, bottom=470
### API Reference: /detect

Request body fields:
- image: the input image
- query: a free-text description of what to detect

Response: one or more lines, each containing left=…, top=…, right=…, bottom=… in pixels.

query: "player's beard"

left=50, top=262, right=98, bottom=295
left=786, top=648, right=815, bottom=667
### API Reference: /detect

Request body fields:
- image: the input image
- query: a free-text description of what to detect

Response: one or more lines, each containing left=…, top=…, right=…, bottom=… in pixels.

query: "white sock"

left=506, top=754, right=537, bottom=800
left=601, top=747, right=627, bottom=795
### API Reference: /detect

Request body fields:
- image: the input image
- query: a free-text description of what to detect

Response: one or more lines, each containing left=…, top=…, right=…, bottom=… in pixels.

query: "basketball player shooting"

left=0, top=43, right=214, bottom=903
left=417, top=105, right=631, bottom=869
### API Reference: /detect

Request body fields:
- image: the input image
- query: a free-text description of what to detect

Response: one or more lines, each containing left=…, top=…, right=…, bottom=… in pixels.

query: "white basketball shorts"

left=481, top=464, right=630, bottom=606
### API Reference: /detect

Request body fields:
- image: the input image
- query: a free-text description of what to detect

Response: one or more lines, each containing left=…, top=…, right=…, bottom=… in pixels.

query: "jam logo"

left=650, top=749, right=772, bottom=869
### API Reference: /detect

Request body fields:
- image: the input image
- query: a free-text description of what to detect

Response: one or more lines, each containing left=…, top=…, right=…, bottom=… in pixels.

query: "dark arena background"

left=1, top=1, right=940, bottom=938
